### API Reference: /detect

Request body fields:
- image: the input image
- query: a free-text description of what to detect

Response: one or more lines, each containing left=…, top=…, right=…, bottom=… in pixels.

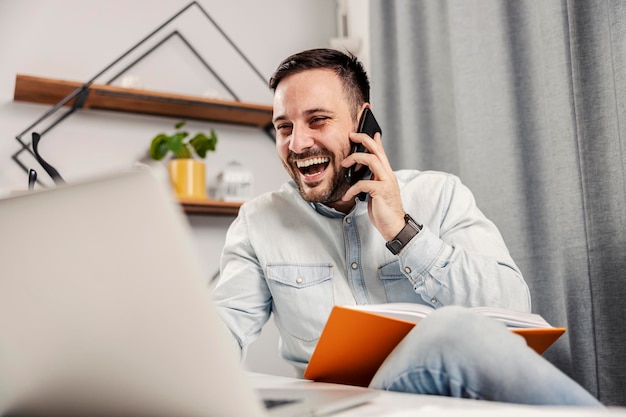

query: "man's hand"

left=341, top=131, right=406, bottom=241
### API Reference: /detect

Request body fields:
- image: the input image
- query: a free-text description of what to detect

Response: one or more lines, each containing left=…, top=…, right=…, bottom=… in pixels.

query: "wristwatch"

left=386, top=214, right=422, bottom=255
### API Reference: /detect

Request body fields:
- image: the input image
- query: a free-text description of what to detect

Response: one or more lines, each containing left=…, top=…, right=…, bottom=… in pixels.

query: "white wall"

left=0, top=0, right=339, bottom=377
left=332, top=0, right=371, bottom=73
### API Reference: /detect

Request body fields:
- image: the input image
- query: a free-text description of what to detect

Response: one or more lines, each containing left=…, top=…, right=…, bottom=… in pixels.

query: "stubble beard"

left=284, top=155, right=351, bottom=204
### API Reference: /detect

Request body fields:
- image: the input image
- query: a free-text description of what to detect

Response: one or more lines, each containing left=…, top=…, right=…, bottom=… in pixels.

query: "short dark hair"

left=269, top=48, right=370, bottom=115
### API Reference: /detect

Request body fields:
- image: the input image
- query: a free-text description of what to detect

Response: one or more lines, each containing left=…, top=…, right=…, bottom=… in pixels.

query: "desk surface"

left=249, top=373, right=626, bottom=417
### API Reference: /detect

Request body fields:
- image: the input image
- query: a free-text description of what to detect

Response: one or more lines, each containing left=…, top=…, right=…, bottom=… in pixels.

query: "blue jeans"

left=369, top=306, right=602, bottom=406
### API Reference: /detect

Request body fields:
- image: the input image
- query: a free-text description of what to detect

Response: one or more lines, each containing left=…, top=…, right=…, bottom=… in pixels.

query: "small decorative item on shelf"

left=215, top=161, right=253, bottom=202
left=119, top=74, right=144, bottom=89
left=149, top=120, right=218, bottom=200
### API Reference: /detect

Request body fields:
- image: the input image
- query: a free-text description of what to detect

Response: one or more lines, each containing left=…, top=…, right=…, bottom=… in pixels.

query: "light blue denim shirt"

left=213, top=170, right=531, bottom=375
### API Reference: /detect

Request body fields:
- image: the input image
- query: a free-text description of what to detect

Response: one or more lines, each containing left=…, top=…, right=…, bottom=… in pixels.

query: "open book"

left=304, top=303, right=566, bottom=387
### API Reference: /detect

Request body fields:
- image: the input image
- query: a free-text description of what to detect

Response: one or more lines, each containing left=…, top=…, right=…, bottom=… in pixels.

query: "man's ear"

left=355, top=103, right=371, bottom=127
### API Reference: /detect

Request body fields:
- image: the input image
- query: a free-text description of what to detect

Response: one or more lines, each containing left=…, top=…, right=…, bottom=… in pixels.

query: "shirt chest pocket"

left=378, top=260, right=422, bottom=303
left=266, top=264, right=334, bottom=342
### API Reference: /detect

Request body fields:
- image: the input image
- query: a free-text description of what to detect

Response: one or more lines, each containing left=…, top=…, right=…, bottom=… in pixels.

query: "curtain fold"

left=370, top=0, right=626, bottom=405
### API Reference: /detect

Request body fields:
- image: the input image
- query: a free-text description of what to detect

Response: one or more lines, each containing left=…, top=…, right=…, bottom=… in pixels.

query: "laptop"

left=0, top=168, right=377, bottom=417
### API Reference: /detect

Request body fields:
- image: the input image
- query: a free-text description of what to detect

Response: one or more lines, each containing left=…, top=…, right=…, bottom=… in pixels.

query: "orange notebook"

left=304, top=304, right=566, bottom=387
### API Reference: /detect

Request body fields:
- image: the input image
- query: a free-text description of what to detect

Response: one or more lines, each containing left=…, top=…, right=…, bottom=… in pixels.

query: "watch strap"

left=386, top=214, right=422, bottom=255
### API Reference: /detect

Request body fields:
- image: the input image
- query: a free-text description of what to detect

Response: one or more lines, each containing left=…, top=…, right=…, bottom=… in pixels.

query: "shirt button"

left=431, top=298, right=438, bottom=304
left=346, top=217, right=352, bottom=224
left=296, top=277, right=303, bottom=284
left=404, top=267, right=412, bottom=274
left=351, top=262, right=358, bottom=270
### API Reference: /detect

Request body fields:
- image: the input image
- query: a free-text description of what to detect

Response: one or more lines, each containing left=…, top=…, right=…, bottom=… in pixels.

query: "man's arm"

left=396, top=173, right=531, bottom=312
left=342, top=129, right=530, bottom=312
left=212, top=210, right=272, bottom=357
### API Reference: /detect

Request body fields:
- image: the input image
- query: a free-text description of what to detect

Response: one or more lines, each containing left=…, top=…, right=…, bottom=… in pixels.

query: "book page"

left=345, top=303, right=554, bottom=328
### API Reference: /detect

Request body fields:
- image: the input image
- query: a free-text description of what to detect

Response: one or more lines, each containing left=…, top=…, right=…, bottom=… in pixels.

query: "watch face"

left=386, top=214, right=422, bottom=255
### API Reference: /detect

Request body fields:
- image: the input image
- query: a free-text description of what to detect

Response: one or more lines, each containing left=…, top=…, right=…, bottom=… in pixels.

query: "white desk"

left=249, top=373, right=626, bottom=417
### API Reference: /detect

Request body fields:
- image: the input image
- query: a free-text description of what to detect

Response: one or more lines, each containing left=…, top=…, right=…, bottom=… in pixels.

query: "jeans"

left=369, top=306, right=602, bottom=406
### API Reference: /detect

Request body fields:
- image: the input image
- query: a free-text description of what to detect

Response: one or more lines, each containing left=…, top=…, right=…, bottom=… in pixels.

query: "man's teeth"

left=296, top=157, right=329, bottom=168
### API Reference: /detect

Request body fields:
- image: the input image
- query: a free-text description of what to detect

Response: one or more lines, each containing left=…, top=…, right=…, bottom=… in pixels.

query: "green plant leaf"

left=190, top=129, right=218, bottom=158
left=167, top=132, right=191, bottom=159
left=148, top=121, right=217, bottom=160
left=149, top=134, right=170, bottom=160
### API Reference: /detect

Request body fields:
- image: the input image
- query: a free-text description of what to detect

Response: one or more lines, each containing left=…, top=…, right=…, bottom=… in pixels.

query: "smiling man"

left=272, top=65, right=358, bottom=207
left=212, top=48, right=601, bottom=406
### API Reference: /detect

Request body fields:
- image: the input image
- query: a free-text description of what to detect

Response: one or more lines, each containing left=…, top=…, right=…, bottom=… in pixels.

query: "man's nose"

left=289, top=124, right=314, bottom=154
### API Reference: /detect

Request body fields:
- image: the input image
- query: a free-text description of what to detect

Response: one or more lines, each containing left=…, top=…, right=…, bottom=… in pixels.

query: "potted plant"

left=149, top=120, right=218, bottom=200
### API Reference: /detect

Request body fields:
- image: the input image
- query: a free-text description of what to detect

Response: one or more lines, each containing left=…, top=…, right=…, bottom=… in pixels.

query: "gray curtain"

left=369, top=0, right=626, bottom=406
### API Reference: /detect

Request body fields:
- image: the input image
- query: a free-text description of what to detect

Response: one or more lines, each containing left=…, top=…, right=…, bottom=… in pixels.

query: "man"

left=212, top=48, right=600, bottom=406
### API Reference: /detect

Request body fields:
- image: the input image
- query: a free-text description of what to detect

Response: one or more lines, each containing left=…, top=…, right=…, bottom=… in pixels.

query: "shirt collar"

left=310, top=202, right=344, bottom=218
left=309, top=195, right=369, bottom=218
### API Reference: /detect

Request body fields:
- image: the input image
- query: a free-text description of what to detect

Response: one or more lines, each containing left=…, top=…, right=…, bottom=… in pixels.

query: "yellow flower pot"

left=168, top=159, right=207, bottom=200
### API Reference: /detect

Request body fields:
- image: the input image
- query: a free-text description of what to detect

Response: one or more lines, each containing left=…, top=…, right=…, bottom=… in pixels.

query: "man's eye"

left=311, top=117, right=327, bottom=125
left=276, top=124, right=292, bottom=132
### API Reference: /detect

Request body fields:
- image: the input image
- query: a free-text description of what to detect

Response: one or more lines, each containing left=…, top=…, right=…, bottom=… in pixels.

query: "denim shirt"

left=212, top=170, right=531, bottom=375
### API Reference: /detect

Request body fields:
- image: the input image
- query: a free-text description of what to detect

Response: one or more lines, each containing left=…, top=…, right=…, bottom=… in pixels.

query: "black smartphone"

left=345, top=108, right=382, bottom=200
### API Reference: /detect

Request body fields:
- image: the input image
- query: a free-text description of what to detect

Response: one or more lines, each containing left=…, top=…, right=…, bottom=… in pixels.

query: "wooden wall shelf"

left=12, top=74, right=263, bottom=217
left=13, top=74, right=273, bottom=129
left=179, top=198, right=241, bottom=216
